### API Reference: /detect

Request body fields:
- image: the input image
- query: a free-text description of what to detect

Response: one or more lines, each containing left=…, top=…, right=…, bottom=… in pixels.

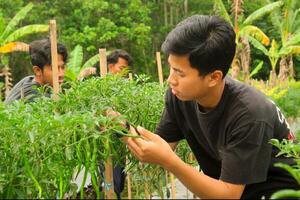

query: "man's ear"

left=208, top=70, right=223, bottom=87
left=32, top=66, right=42, bottom=76
left=108, top=63, right=114, bottom=72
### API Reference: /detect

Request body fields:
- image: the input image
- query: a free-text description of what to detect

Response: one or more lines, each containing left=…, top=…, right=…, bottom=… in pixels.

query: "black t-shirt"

left=156, top=76, right=299, bottom=199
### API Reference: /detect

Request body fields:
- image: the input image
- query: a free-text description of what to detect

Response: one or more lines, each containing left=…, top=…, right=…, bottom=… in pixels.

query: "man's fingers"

left=136, top=126, right=157, bottom=141
left=127, top=144, right=140, bottom=159
left=127, top=137, right=143, bottom=155
left=129, top=125, right=138, bottom=135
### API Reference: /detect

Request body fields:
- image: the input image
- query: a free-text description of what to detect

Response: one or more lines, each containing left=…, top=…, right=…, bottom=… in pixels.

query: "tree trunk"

left=269, top=69, right=277, bottom=87
left=175, top=7, right=179, bottom=24
left=184, top=0, right=188, bottom=17
left=231, top=55, right=240, bottom=79
left=170, top=0, right=174, bottom=26
left=164, top=0, right=168, bottom=26
left=3, top=66, right=12, bottom=98
left=239, top=37, right=251, bottom=82
left=278, top=55, right=293, bottom=82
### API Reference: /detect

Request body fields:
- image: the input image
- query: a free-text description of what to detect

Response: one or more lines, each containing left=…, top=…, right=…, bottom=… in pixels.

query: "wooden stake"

left=156, top=52, right=163, bottom=86
left=49, top=20, right=59, bottom=100
left=99, top=47, right=113, bottom=198
left=99, top=49, right=107, bottom=77
left=104, top=156, right=114, bottom=199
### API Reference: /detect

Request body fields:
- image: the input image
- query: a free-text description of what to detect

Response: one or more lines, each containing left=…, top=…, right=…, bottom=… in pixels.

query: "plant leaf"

left=0, top=42, right=29, bottom=53
left=81, top=54, right=99, bottom=70
left=213, top=0, right=233, bottom=26
left=0, top=3, right=34, bottom=41
left=248, top=36, right=269, bottom=56
left=285, top=32, right=300, bottom=47
left=243, top=1, right=284, bottom=26
left=67, top=45, right=83, bottom=75
left=249, top=61, right=263, bottom=78
left=279, top=45, right=300, bottom=56
left=4, top=25, right=49, bottom=44
left=241, top=25, right=270, bottom=45
left=271, top=189, right=300, bottom=199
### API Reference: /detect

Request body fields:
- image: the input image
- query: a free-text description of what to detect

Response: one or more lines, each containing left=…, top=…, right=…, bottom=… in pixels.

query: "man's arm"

left=125, top=126, right=245, bottom=199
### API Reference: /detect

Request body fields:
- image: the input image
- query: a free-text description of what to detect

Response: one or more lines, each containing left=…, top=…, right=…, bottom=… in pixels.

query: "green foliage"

left=270, top=137, right=300, bottom=198
left=65, top=45, right=111, bottom=81
left=0, top=3, right=48, bottom=46
left=0, top=75, right=169, bottom=198
left=249, top=61, right=263, bottom=78
left=271, top=82, right=300, bottom=118
left=271, top=189, right=300, bottom=199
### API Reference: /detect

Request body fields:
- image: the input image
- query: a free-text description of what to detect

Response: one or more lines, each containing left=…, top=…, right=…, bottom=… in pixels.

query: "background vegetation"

left=0, top=0, right=299, bottom=198
left=0, top=0, right=299, bottom=84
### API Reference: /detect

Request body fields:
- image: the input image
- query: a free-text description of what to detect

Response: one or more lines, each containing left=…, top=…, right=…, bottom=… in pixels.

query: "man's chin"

left=174, top=94, right=189, bottom=101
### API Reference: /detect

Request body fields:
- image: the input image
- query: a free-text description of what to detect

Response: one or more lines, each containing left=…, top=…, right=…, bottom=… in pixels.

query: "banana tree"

left=266, top=0, right=300, bottom=82
left=214, top=0, right=283, bottom=80
left=248, top=35, right=300, bottom=86
left=65, top=45, right=111, bottom=81
left=248, top=37, right=279, bottom=86
left=0, top=2, right=49, bottom=97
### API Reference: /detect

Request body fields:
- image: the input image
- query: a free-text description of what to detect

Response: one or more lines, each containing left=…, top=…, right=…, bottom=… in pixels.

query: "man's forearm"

left=164, top=153, right=244, bottom=199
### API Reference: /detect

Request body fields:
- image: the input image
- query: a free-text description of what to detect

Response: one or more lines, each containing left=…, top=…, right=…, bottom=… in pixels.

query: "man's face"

left=167, top=54, right=211, bottom=102
left=40, top=54, right=66, bottom=86
left=109, top=57, right=129, bottom=74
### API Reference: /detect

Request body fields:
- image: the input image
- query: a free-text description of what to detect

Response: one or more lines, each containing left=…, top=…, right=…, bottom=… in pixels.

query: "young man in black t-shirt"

left=124, top=15, right=299, bottom=199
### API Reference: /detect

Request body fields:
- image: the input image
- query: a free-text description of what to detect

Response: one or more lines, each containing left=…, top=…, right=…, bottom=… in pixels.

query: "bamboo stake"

left=99, top=49, right=107, bottom=77
left=156, top=52, right=164, bottom=86
left=99, top=49, right=114, bottom=199
left=49, top=20, right=59, bottom=100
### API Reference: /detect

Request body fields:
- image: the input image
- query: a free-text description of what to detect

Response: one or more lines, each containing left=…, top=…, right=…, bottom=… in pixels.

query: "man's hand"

left=124, top=126, right=176, bottom=168
left=78, top=67, right=96, bottom=80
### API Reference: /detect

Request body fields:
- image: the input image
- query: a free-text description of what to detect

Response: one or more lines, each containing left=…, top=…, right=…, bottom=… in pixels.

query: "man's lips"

left=171, top=88, right=178, bottom=95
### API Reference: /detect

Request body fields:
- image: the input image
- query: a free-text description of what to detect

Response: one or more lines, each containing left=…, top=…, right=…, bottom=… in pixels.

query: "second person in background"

left=78, top=49, right=133, bottom=80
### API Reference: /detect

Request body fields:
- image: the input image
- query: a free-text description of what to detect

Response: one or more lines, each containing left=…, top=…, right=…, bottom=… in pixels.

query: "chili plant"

left=0, top=74, right=194, bottom=198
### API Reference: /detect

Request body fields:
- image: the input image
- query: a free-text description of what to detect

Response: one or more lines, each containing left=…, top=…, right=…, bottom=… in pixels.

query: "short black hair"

left=29, top=38, right=68, bottom=70
left=162, top=15, right=236, bottom=78
left=94, top=49, right=133, bottom=76
left=107, top=49, right=133, bottom=67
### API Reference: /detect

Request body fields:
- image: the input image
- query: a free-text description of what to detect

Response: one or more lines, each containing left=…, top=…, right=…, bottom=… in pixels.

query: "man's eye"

left=175, top=71, right=184, bottom=77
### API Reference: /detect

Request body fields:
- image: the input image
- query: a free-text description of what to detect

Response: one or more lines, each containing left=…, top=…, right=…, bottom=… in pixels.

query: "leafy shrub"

left=0, top=75, right=167, bottom=198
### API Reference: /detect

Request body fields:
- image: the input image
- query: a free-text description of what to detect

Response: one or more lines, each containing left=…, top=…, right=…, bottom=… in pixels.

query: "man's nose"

left=167, top=70, right=176, bottom=86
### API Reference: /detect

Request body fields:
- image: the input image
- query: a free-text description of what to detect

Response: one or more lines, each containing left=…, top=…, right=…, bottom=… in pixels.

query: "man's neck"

left=196, top=79, right=225, bottom=112
left=34, top=76, right=43, bottom=85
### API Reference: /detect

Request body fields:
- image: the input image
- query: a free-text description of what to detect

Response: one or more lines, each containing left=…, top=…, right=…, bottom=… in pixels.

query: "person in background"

left=124, top=15, right=299, bottom=199
left=5, top=38, right=68, bottom=104
left=78, top=49, right=133, bottom=80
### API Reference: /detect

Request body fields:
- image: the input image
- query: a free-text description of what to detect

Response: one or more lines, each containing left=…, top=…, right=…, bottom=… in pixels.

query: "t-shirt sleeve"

left=155, top=89, right=184, bottom=142
left=220, top=121, right=273, bottom=184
